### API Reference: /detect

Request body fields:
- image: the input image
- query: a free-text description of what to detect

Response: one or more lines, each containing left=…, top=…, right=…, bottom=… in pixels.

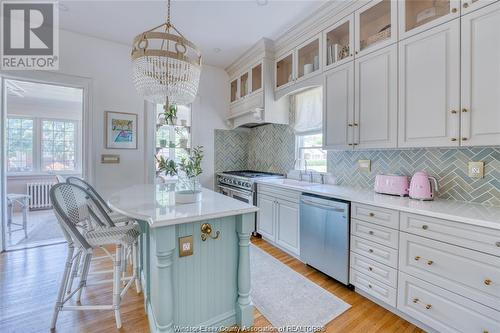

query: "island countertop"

left=108, top=184, right=258, bottom=228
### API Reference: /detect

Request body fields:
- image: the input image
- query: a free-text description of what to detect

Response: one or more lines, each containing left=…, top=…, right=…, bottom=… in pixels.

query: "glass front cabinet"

left=355, top=0, right=398, bottom=58
left=399, top=0, right=460, bottom=39
left=229, top=61, right=263, bottom=106
left=275, top=34, right=322, bottom=91
left=324, top=14, right=354, bottom=70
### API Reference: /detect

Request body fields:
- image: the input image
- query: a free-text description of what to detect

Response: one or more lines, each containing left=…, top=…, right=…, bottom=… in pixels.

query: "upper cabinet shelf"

left=324, top=14, right=354, bottom=70
left=355, top=0, right=398, bottom=57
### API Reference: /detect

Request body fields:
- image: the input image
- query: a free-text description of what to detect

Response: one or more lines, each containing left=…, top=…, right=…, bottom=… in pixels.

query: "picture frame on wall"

left=105, top=111, right=138, bottom=149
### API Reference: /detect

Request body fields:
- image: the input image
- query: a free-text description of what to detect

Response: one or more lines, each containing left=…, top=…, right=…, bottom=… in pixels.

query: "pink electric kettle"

left=409, top=171, right=439, bottom=201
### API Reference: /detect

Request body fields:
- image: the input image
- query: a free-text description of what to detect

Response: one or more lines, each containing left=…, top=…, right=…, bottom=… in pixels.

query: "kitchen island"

left=108, top=184, right=258, bottom=333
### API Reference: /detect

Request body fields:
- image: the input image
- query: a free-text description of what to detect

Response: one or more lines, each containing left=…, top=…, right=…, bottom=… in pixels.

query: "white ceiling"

left=59, top=0, right=327, bottom=68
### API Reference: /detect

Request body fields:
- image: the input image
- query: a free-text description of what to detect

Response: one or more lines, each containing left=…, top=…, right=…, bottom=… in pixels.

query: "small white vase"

left=175, top=190, right=202, bottom=204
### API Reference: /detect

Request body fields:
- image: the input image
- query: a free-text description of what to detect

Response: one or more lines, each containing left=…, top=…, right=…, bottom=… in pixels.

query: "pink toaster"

left=374, top=174, right=410, bottom=197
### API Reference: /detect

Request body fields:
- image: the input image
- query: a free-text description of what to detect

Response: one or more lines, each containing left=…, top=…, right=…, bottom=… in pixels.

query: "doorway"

left=2, top=78, right=84, bottom=250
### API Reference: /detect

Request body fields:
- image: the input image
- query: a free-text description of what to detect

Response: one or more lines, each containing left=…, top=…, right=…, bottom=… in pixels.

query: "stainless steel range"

left=217, top=170, right=284, bottom=235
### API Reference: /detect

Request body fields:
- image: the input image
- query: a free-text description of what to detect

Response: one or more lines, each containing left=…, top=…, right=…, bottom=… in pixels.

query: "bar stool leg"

left=76, top=252, right=92, bottom=302
left=51, top=244, right=75, bottom=330
left=133, top=241, right=142, bottom=293
left=113, top=244, right=123, bottom=329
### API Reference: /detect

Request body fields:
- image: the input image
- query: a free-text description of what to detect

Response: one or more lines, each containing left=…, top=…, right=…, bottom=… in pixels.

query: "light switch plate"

left=179, top=235, right=193, bottom=257
left=468, top=161, right=484, bottom=178
left=358, top=160, right=371, bottom=172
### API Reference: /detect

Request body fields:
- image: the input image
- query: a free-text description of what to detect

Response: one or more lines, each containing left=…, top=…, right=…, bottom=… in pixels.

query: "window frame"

left=6, top=116, right=82, bottom=176
left=6, top=115, right=35, bottom=173
left=295, top=131, right=327, bottom=173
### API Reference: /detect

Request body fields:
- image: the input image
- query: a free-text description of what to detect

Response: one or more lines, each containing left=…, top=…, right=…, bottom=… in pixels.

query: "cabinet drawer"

left=352, top=219, right=399, bottom=249
left=351, top=235, right=398, bottom=268
left=400, top=212, right=500, bottom=257
left=257, top=184, right=300, bottom=203
left=351, top=203, right=399, bottom=229
left=400, top=232, right=500, bottom=311
left=350, top=268, right=397, bottom=307
left=350, top=252, right=397, bottom=287
left=398, top=272, right=500, bottom=333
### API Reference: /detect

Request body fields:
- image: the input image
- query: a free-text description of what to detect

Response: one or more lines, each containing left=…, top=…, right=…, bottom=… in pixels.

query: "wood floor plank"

left=0, top=237, right=424, bottom=332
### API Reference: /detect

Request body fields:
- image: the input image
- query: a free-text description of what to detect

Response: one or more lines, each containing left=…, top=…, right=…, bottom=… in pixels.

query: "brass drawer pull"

left=426, top=304, right=432, bottom=310
left=368, top=249, right=374, bottom=253
left=422, top=225, right=428, bottom=230
left=462, top=108, right=468, bottom=113
left=348, top=123, right=353, bottom=127
left=368, top=212, right=375, bottom=217
left=450, top=110, right=457, bottom=114
left=427, top=260, right=434, bottom=265
left=413, top=298, right=419, bottom=303
left=496, top=242, right=500, bottom=247
left=415, top=256, right=421, bottom=261
left=484, top=279, right=492, bottom=286
left=368, top=231, right=374, bottom=235
left=353, top=123, right=359, bottom=127
left=368, top=267, right=373, bottom=271
left=462, top=137, right=468, bottom=141
left=451, top=138, right=457, bottom=142
left=368, top=284, right=372, bottom=288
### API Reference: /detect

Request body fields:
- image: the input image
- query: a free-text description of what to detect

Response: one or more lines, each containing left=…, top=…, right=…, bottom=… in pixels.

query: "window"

left=7, top=118, right=33, bottom=172
left=294, top=88, right=326, bottom=173
left=6, top=117, right=80, bottom=174
left=41, top=120, right=77, bottom=171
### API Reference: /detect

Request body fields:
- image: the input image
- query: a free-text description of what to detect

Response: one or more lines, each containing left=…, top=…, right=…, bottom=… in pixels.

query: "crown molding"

left=225, top=38, right=274, bottom=78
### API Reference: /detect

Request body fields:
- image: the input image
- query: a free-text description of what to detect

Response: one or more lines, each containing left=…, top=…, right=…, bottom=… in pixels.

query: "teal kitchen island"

left=108, top=184, right=258, bottom=333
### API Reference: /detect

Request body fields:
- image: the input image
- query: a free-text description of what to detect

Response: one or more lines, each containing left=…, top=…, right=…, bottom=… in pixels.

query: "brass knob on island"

left=484, top=279, right=492, bottom=286
left=369, top=212, right=375, bottom=217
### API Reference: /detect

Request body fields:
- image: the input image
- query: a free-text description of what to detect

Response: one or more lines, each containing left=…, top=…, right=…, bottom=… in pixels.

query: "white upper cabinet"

left=324, top=14, right=354, bottom=71
left=461, top=0, right=499, bottom=14
left=230, top=78, right=238, bottom=104
left=398, top=20, right=461, bottom=148
left=251, top=62, right=263, bottom=94
left=275, top=51, right=295, bottom=90
left=399, top=0, right=461, bottom=39
left=355, top=44, right=398, bottom=149
left=355, top=0, right=398, bottom=58
left=323, top=62, right=355, bottom=150
left=461, top=1, right=500, bottom=146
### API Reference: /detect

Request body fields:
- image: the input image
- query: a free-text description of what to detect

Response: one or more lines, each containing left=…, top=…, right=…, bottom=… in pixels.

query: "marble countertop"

left=256, top=179, right=500, bottom=231
left=108, top=184, right=258, bottom=228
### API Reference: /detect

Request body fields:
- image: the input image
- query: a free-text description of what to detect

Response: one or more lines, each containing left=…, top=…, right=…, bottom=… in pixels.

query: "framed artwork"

left=105, top=111, right=138, bottom=149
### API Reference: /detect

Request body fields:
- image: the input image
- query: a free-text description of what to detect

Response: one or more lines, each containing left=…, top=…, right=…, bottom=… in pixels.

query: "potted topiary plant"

left=163, top=104, right=178, bottom=125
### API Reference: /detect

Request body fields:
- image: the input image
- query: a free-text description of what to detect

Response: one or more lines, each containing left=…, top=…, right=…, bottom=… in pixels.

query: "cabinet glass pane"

left=230, top=79, right=237, bottom=102
left=276, top=54, right=293, bottom=88
left=298, top=39, right=320, bottom=78
left=405, top=0, right=450, bottom=32
left=359, top=0, right=392, bottom=51
left=240, top=73, right=248, bottom=98
left=326, top=21, right=350, bottom=66
left=252, top=64, right=262, bottom=92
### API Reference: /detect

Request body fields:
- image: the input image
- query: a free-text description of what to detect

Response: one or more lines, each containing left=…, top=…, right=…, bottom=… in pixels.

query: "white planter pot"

left=175, top=190, right=202, bottom=204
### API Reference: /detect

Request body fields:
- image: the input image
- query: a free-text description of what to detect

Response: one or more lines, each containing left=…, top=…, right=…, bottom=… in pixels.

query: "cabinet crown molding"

left=225, top=38, right=274, bottom=78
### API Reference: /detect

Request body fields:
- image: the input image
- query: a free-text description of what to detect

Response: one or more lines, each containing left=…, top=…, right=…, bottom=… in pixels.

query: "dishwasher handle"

left=301, top=199, right=346, bottom=213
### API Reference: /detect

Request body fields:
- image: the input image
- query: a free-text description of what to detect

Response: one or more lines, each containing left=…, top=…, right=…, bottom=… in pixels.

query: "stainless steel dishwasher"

left=300, top=194, right=350, bottom=286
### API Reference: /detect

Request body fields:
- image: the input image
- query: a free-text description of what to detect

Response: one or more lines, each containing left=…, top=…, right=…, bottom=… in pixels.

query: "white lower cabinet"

left=350, top=268, right=397, bottom=307
left=256, top=187, right=300, bottom=257
left=398, top=272, right=500, bottom=333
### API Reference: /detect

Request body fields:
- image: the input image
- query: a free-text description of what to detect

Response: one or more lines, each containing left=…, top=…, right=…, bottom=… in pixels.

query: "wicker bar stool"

left=50, top=183, right=141, bottom=330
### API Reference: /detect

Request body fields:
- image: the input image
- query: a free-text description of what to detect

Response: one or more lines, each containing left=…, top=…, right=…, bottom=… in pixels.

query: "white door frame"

left=0, top=71, right=93, bottom=252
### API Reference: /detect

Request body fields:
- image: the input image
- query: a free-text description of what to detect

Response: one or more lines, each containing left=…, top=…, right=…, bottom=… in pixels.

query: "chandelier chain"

left=166, top=0, right=171, bottom=25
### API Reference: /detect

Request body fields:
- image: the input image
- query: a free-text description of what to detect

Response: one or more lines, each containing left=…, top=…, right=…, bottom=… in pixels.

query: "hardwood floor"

left=0, top=238, right=424, bottom=333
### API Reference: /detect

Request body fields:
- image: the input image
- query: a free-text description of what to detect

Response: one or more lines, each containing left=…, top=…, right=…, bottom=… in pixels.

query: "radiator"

left=27, top=182, right=55, bottom=210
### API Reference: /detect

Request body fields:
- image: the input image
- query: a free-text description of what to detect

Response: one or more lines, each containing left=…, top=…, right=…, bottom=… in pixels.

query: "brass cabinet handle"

left=484, top=279, right=492, bottom=286
left=462, top=137, right=468, bottom=141
left=353, top=123, right=359, bottom=127
left=368, top=267, right=373, bottom=271
left=369, top=212, right=375, bottom=217
left=413, top=298, right=419, bottom=303
left=451, top=138, right=457, bottom=142
left=368, top=230, right=374, bottom=235
left=368, top=284, right=372, bottom=288
left=348, top=143, right=354, bottom=146
left=463, top=2, right=469, bottom=8
left=368, top=249, right=374, bottom=253
left=426, top=304, right=432, bottom=310
left=415, top=256, right=421, bottom=261
left=450, top=110, right=457, bottom=114
left=427, top=260, right=434, bottom=265
left=422, top=225, right=428, bottom=230
left=462, top=108, right=468, bottom=113
left=451, top=7, right=457, bottom=13
left=353, top=143, right=359, bottom=146
left=348, top=123, right=353, bottom=127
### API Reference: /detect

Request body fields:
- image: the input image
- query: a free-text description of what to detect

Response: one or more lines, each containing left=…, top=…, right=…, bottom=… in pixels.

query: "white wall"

left=191, top=65, right=229, bottom=189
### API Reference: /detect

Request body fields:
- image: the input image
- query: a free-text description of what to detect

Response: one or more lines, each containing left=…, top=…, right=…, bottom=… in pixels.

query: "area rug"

left=250, top=244, right=351, bottom=328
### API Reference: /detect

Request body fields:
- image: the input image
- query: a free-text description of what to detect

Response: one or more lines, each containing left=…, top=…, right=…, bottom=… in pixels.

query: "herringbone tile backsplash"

left=215, top=124, right=500, bottom=206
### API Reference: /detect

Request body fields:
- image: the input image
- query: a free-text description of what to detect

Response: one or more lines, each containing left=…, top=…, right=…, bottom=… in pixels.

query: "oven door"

left=218, top=185, right=252, bottom=204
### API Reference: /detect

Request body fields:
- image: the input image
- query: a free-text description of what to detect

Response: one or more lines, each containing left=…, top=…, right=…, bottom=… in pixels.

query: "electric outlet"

left=468, top=161, right=484, bottom=178
left=179, top=235, right=193, bottom=257
left=358, top=160, right=371, bottom=172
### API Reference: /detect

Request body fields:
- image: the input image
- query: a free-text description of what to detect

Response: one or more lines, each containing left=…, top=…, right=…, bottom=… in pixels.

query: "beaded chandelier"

left=131, top=0, right=202, bottom=106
